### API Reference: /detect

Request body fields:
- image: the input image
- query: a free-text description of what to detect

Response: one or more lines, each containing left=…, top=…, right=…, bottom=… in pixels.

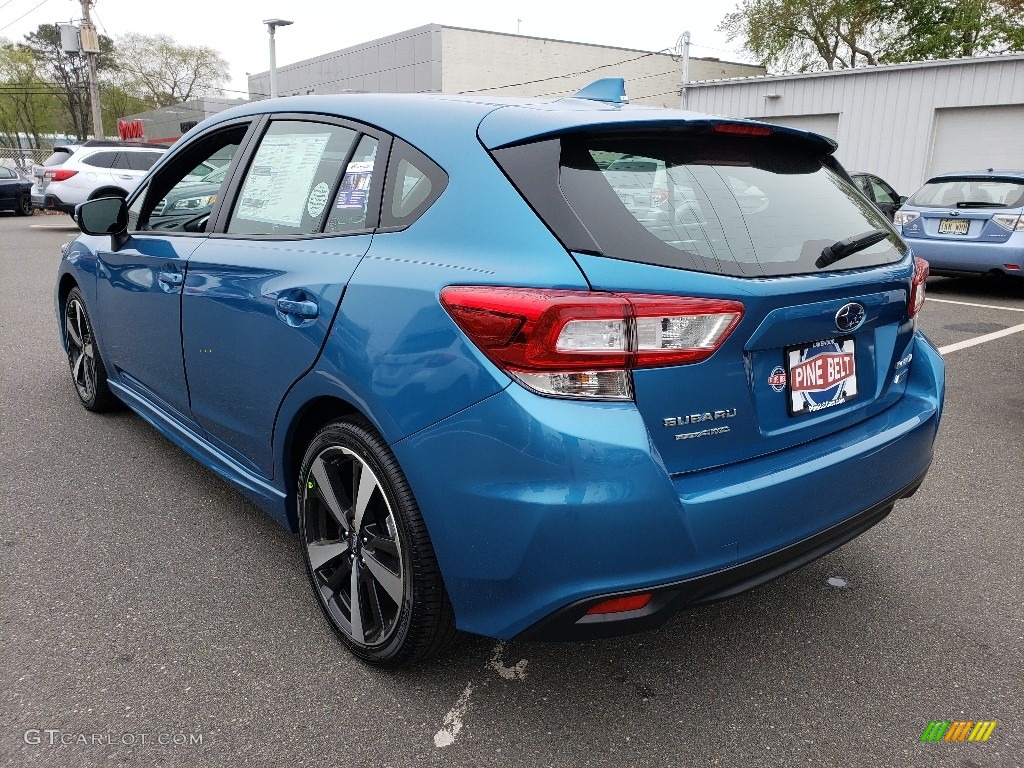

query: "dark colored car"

left=57, top=81, right=944, bottom=667
left=852, top=172, right=906, bottom=222
left=0, top=165, right=33, bottom=215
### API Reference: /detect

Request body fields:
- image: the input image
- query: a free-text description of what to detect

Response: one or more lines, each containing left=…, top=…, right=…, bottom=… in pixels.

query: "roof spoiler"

left=572, top=78, right=629, bottom=105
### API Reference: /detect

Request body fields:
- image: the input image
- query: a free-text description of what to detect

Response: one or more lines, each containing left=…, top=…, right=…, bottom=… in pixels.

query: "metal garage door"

left=929, top=105, right=1024, bottom=177
left=754, top=113, right=840, bottom=142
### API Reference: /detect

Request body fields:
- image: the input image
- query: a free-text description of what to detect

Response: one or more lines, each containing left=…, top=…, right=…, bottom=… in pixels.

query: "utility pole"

left=78, top=0, right=104, bottom=138
left=678, top=30, right=691, bottom=111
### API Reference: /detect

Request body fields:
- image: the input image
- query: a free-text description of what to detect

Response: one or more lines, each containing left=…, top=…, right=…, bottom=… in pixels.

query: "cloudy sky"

left=1, top=0, right=753, bottom=95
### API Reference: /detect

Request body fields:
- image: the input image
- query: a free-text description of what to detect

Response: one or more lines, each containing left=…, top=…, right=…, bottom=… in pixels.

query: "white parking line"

left=927, top=298, right=1024, bottom=313
left=938, top=322, right=1024, bottom=355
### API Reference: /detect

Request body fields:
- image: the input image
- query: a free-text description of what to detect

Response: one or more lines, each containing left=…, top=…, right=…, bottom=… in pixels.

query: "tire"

left=63, top=288, right=118, bottom=412
left=298, top=417, right=456, bottom=667
left=15, top=191, right=32, bottom=216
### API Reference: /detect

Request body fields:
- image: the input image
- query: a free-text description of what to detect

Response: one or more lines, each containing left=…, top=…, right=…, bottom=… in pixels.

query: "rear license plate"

left=786, top=336, right=858, bottom=416
left=938, top=218, right=969, bottom=235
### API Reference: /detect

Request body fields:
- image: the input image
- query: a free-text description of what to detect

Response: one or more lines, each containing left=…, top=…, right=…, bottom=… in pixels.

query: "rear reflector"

left=909, top=257, right=929, bottom=318
left=586, top=593, right=653, bottom=615
left=1005, top=264, right=1021, bottom=271
left=440, top=287, right=744, bottom=400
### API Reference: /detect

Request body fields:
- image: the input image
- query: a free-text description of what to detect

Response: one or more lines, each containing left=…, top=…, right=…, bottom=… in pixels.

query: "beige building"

left=248, top=24, right=764, bottom=108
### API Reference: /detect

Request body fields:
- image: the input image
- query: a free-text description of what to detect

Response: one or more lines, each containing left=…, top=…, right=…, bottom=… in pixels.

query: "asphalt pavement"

left=1, top=212, right=1021, bottom=768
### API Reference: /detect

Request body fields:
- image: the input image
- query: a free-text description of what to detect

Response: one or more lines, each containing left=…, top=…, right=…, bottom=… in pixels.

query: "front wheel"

left=63, top=288, right=117, bottom=412
left=298, top=417, right=456, bottom=667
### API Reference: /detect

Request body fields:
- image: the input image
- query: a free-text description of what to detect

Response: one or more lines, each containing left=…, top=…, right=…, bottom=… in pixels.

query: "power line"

left=0, top=0, right=51, bottom=32
left=456, top=51, right=657, bottom=94
left=0, top=0, right=19, bottom=12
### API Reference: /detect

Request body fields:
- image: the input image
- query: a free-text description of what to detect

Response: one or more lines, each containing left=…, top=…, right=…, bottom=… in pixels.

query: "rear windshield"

left=908, top=177, right=1024, bottom=209
left=495, top=131, right=905, bottom=278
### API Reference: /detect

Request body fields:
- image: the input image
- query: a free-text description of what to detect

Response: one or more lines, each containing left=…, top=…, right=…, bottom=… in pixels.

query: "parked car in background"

left=57, top=83, right=945, bottom=667
left=32, top=140, right=168, bottom=214
left=852, top=172, right=906, bottom=222
left=0, top=165, right=32, bottom=215
left=894, top=170, right=1024, bottom=277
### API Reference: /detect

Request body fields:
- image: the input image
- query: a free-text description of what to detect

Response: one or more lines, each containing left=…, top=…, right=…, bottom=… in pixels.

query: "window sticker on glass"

left=307, top=182, right=330, bottom=219
left=236, top=133, right=331, bottom=227
left=334, top=161, right=373, bottom=211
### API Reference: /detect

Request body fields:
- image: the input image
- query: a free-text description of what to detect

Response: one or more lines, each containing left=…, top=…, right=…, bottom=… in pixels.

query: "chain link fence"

left=0, top=147, right=49, bottom=174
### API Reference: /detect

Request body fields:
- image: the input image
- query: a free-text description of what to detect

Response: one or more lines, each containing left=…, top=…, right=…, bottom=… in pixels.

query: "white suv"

left=32, top=141, right=168, bottom=214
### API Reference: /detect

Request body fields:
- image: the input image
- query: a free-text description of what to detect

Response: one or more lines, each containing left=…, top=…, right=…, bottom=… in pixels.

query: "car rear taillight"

left=44, top=169, right=78, bottom=182
left=893, top=211, right=919, bottom=228
left=992, top=213, right=1024, bottom=231
left=439, top=287, right=744, bottom=400
left=909, top=257, right=929, bottom=318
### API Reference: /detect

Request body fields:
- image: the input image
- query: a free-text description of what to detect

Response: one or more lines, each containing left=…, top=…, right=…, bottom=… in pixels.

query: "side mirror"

left=898, top=195, right=908, bottom=205
left=76, top=197, right=128, bottom=237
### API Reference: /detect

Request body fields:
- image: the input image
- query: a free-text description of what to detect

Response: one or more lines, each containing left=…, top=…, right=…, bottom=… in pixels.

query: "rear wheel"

left=298, top=417, right=456, bottom=666
left=63, top=288, right=117, bottom=412
left=15, top=191, right=32, bottom=216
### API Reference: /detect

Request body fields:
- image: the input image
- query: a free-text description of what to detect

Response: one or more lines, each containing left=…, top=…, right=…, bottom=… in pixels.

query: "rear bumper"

left=31, top=192, right=75, bottom=214
left=515, top=470, right=924, bottom=641
left=905, top=232, right=1024, bottom=276
left=393, top=333, right=944, bottom=640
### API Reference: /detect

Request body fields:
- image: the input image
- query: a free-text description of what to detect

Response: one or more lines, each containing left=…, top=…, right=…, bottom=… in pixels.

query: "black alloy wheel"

left=16, top=191, right=32, bottom=216
left=63, top=288, right=117, bottom=412
left=298, top=417, right=455, bottom=666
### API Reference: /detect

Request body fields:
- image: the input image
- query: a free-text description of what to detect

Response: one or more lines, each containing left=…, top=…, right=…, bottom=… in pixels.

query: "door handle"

left=158, top=271, right=183, bottom=287
left=276, top=298, right=319, bottom=319
left=119, top=174, right=133, bottom=180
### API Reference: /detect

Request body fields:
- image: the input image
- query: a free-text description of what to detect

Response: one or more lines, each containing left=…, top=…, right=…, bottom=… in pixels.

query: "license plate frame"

left=785, top=336, right=858, bottom=417
left=938, top=218, right=969, bottom=235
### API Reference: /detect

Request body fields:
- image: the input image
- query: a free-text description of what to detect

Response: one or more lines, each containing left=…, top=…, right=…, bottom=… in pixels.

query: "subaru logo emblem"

left=835, top=302, right=866, bottom=333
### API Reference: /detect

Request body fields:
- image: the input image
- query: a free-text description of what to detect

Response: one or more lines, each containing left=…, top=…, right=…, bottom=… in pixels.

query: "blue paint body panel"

left=54, top=91, right=946, bottom=643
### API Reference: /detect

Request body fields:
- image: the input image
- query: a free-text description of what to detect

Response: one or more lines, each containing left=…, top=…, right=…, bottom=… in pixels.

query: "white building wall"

left=440, top=27, right=762, bottom=107
left=686, top=55, right=1024, bottom=195
left=248, top=25, right=443, bottom=98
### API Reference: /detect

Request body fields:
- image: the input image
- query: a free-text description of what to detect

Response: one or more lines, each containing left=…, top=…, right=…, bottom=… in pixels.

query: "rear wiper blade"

left=816, top=229, right=890, bottom=269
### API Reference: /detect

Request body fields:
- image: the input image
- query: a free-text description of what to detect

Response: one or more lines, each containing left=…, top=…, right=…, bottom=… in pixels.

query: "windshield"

left=908, top=177, right=1024, bottom=209
left=553, top=133, right=904, bottom=277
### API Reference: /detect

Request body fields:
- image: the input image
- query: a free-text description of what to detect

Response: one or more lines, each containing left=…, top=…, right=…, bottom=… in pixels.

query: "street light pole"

left=678, top=30, right=691, bottom=111
left=263, top=18, right=293, bottom=98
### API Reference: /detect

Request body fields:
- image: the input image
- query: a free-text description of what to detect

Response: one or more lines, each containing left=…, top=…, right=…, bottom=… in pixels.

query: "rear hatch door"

left=490, top=122, right=917, bottom=474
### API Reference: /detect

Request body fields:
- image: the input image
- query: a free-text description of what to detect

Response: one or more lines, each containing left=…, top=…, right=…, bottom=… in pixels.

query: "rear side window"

left=908, top=177, right=1024, bottom=209
left=495, top=131, right=904, bottom=278
left=0, top=167, right=14, bottom=179
left=82, top=151, right=118, bottom=168
left=380, top=140, right=447, bottom=229
left=125, top=151, right=163, bottom=171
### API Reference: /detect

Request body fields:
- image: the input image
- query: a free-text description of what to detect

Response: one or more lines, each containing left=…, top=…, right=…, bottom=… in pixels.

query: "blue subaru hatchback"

left=57, top=81, right=944, bottom=666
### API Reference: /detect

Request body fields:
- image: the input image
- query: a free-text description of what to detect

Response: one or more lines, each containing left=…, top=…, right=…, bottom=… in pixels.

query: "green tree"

left=882, top=0, right=1024, bottom=61
left=719, top=0, right=889, bottom=72
left=0, top=39, right=61, bottom=147
left=719, top=0, right=1024, bottom=72
left=112, top=33, right=229, bottom=108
